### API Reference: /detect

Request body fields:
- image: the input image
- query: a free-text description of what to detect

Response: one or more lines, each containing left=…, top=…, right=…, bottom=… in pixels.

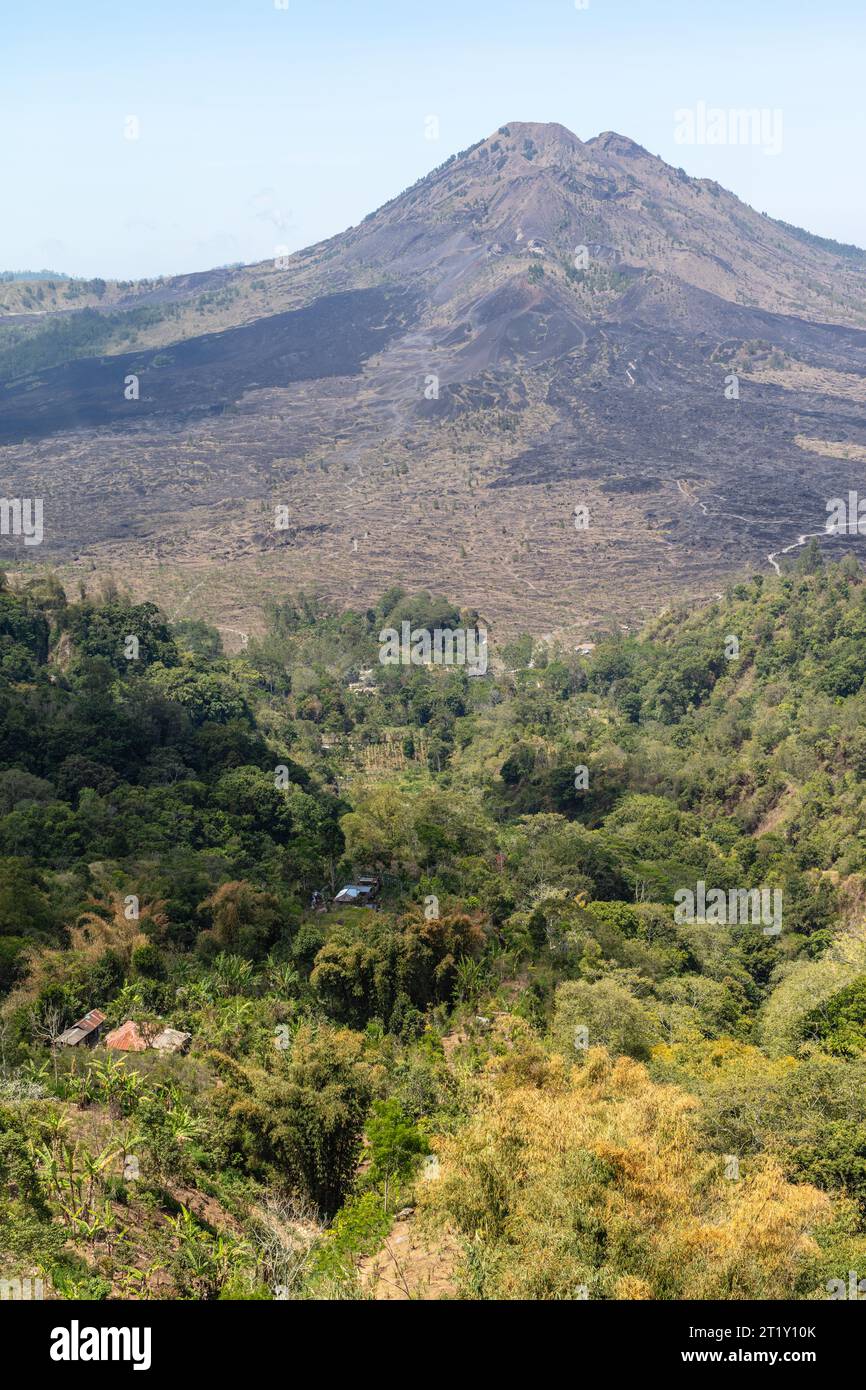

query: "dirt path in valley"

left=358, top=1212, right=462, bottom=1300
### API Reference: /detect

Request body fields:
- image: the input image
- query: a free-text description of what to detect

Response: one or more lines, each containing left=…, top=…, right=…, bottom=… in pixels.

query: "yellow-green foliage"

left=552, top=978, right=660, bottom=1060
left=759, top=931, right=866, bottom=1055
left=419, top=1044, right=836, bottom=1300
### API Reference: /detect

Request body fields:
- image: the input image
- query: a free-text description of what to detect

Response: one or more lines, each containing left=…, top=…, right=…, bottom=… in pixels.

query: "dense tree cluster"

left=3, top=556, right=866, bottom=1298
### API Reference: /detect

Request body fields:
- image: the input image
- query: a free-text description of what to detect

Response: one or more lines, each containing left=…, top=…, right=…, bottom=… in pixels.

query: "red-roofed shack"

left=104, top=1020, right=149, bottom=1052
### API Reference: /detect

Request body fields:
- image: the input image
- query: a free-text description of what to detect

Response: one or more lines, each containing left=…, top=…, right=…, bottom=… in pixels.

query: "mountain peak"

left=6, top=117, right=866, bottom=659
left=486, top=123, right=652, bottom=163
left=491, top=120, right=585, bottom=149
left=586, top=130, right=652, bottom=159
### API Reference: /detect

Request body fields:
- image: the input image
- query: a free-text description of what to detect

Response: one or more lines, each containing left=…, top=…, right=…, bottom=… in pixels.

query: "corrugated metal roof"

left=153, top=1028, right=191, bottom=1053
left=77, top=1009, right=106, bottom=1032
left=57, top=1026, right=87, bottom=1046
left=57, top=1008, right=106, bottom=1045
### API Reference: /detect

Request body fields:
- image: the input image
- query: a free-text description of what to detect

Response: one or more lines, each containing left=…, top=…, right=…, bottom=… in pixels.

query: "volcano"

left=3, top=120, right=866, bottom=642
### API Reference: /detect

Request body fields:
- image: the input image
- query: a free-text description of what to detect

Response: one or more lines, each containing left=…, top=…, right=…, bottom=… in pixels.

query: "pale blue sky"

left=2, top=0, right=864, bottom=279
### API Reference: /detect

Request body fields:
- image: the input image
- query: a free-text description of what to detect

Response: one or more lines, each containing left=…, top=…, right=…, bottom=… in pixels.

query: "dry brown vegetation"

left=419, top=1043, right=841, bottom=1300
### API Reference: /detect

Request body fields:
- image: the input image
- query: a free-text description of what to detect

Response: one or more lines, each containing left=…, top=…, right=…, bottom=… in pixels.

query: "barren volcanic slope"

left=3, top=120, right=866, bottom=646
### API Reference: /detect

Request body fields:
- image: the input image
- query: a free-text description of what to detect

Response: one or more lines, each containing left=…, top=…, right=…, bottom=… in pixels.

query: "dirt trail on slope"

left=358, top=1211, right=462, bottom=1300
